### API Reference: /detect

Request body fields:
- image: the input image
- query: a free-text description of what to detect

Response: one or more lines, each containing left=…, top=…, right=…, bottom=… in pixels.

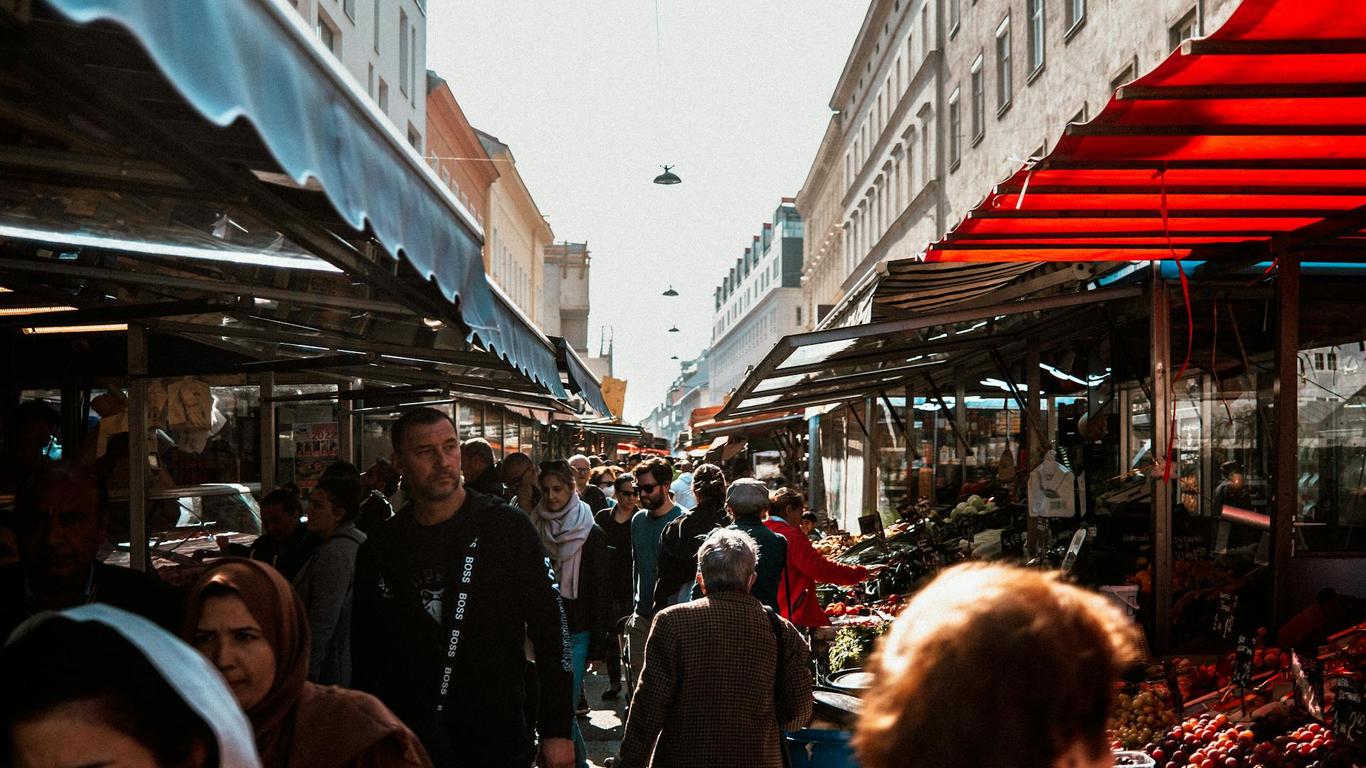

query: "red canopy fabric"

left=926, top=0, right=1366, bottom=263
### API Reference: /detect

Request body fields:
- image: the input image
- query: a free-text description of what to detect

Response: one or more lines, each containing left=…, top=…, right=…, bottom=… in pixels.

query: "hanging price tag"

left=1332, top=678, right=1365, bottom=749
left=1232, top=635, right=1254, bottom=689
left=1212, top=592, right=1239, bottom=640
left=1290, top=651, right=1324, bottom=721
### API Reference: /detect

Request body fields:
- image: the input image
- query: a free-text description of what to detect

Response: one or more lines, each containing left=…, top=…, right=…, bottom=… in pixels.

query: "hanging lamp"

left=653, top=165, right=681, bottom=185
left=662, top=285, right=679, bottom=297
left=668, top=325, right=680, bottom=333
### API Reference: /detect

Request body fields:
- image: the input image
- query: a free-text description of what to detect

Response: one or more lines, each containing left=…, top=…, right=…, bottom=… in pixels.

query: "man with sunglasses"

left=498, top=452, right=539, bottom=514
left=624, top=458, right=683, bottom=700
left=594, top=473, right=639, bottom=699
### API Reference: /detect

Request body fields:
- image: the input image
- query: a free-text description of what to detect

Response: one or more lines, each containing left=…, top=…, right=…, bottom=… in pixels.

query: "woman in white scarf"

left=534, top=460, right=609, bottom=768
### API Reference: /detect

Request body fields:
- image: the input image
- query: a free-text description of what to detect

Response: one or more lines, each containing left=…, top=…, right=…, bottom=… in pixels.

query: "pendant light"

left=662, top=285, right=679, bottom=297
left=653, top=165, right=681, bottom=185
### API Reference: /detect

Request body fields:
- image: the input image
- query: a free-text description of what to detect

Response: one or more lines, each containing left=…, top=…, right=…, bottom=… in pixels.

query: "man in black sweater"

left=352, top=408, right=573, bottom=768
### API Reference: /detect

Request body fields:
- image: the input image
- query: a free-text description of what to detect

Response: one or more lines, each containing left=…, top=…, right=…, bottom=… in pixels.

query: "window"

left=1170, top=8, right=1199, bottom=50
left=407, top=124, right=421, bottom=152
left=948, top=88, right=961, bottom=170
left=409, top=24, right=419, bottom=106
left=796, top=306, right=803, bottom=326
left=949, top=0, right=960, bottom=35
left=316, top=11, right=339, bottom=53
left=996, top=16, right=1012, bottom=113
left=970, top=54, right=985, bottom=144
left=367, top=63, right=374, bottom=96
left=1065, top=0, right=1085, bottom=35
left=922, top=4, right=930, bottom=56
left=373, top=0, right=381, bottom=51
left=1027, top=0, right=1045, bottom=75
left=343, top=0, right=356, bottom=21
left=378, top=79, right=388, bottom=114
left=1071, top=103, right=1088, bottom=125
left=399, top=8, right=410, bottom=97
left=1110, top=59, right=1136, bottom=93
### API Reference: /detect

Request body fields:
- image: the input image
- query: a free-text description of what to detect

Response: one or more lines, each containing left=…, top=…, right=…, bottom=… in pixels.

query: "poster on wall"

left=293, top=422, right=338, bottom=491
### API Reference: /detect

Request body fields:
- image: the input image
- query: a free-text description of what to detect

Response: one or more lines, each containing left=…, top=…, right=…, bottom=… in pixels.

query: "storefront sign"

left=1332, top=678, right=1364, bottom=748
left=293, top=421, right=338, bottom=491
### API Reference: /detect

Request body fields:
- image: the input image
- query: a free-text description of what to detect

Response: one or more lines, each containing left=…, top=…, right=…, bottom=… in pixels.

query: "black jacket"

left=355, top=489, right=394, bottom=534
left=593, top=507, right=634, bottom=605
left=248, top=524, right=321, bottom=581
left=652, top=501, right=730, bottom=612
left=562, top=524, right=612, bottom=637
left=730, top=517, right=789, bottom=612
left=352, top=489, right=573, bottom=767
left=0, top=561, right=178, bottom=641
left=465, top=467, right=507, bottom=499
left=581, top=484, right=610, bottom=514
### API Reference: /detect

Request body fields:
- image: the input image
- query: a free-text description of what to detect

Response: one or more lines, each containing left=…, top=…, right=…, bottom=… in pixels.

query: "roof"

left=925, top=0, right=1366, bottom=265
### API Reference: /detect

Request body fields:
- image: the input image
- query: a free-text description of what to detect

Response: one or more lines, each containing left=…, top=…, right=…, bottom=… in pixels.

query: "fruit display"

left=1137, top=713, right=1355, bottom=768
left=1109, top=689, right=1179, bottom=749
left=948, top=493, right=999, bottom=522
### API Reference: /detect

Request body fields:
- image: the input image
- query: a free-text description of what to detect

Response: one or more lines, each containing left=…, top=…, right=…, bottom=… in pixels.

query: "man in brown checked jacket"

left=616, top=526, right=813, bottom=768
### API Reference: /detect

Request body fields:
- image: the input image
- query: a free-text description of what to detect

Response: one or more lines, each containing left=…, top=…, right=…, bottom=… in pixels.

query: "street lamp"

left=662, top=285, right=679, bottom=297
left=653, top=165, right=681, bottom=185
left=668, top=325, right=679, bottom=333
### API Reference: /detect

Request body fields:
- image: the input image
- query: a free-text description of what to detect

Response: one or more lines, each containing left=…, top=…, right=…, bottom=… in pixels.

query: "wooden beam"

left=1271, top=252, right=1300, bottom=628
left=1150, top=269, right=1173, bottom=654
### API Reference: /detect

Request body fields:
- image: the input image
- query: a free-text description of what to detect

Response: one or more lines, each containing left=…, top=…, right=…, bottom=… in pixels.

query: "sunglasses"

left=618, top=489, right=638, bottom=497
left=636, top=483, right=661, bottom=493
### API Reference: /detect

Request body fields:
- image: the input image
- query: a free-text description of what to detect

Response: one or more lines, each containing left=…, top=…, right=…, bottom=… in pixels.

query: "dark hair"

left=390, top=407, right=455, bottom=453
left=538, top=460, right=576, bottom=489
left=769, top=487, right=805, bottom=520
left=461, top=438, right=495, bottom=465
left=260, top=488, right=302, bottom=516
left=0, top=617, right=218, bottom=767
left=632, top=457, right=672, bottom=488
left=314, top=476, right=362, bottom=523
left=589, top=466, right=616, bottom=485
left=800, top=512, right=819, bottom=525
left=14, top=460, right=104, bottom=529
left=320, top=460, right=361, bottom=483
left=614, top=474, right=637, bottom=491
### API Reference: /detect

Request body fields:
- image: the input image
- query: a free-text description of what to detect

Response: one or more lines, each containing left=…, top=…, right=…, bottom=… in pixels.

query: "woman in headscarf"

left=184, top=558, right=431, bottom=768
left=293, top=475, right=366, bottom=685
left=2, top=603, right=261, bottom=768
left=533, top=460, right=609, bottom=768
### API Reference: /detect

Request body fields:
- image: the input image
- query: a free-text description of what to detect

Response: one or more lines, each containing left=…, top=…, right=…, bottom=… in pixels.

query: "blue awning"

left=554, top=338, right=614, bottom=419
left=42, top=0, right=564, bottom=397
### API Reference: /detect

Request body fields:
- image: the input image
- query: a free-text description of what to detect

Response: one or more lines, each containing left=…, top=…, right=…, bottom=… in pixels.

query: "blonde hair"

left=854, top=563, right=1140, bottom=768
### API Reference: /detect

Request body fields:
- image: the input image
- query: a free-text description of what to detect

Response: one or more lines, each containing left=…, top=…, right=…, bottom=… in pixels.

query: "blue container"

left=785, top=728, right=859, bottom=768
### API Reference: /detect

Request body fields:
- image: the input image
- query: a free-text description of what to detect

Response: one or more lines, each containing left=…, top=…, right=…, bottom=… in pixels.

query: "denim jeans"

left=570, top=630, right=591, bottom=768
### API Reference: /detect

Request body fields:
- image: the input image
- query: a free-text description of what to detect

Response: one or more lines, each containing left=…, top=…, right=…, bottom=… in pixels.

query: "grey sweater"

left=292, top=521, right=366, bottom=686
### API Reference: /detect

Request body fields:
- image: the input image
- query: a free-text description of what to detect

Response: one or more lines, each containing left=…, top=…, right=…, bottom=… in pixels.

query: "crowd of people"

left=0, top=405, right=1145, bottom=768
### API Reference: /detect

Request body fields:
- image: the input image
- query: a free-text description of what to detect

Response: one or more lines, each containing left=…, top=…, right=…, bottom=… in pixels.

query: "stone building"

left=478, top=131, right=552, bottom=325
left=425, top=72, right=497, bottom=232
left=286, top=0, right=427, bottom=151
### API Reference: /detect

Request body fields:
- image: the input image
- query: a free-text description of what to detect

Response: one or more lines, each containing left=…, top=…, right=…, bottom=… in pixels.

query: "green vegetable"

left=828, top=624, right=890, bottom=672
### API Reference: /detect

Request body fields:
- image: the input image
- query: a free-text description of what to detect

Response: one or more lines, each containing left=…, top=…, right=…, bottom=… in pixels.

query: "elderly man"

left=724, top=479, right=789, bottom=612
left=460, top=437, right=506, bottom=498
left=618, top=528, right=812, bottom=768
left=570, top=453, right=607, bottom=511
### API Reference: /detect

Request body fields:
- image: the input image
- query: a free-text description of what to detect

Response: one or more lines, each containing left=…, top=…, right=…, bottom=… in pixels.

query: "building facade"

left=641, top=352, right=711, bottom=451
left=709, top=200, right=805, bottom=399
left=287, top=0, right=427, bottom=150
left=425, top=72, right=497, bottom=232
left=478, top=131, right=552, bottom=326
left=543, top=242, right=590, bottom=354
left=797, top=0, right=1238, bottom=329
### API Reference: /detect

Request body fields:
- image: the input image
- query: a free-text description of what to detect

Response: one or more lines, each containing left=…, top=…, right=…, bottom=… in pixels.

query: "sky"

left=428, top=1, right=867, bottom=423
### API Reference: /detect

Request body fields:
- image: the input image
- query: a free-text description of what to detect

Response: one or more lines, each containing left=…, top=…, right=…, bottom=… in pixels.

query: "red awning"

left=926, top=0, right=1366, bottom=263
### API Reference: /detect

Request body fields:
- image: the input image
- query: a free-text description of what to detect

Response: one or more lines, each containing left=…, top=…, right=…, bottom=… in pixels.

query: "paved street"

left=580, top=662, right=626, bottom=766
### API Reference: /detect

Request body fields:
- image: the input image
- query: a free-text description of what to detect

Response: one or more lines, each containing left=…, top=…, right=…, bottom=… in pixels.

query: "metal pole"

left=955, top=365, right=969, bottom=485
left=1271, top=252, right=1300, bottom=627
left=1025, top=340, right=1042, bottom=466
left=338, top=378, right=357, bottom=465
left=864, top=397, right=879, bottom=516
left=905, top=383, right=917, bottom=503
left=259, top=373, right=275, bottom=494
left=127, top=323, right=148, bottom=573
left=1151, top=266, right=1174, bottom=654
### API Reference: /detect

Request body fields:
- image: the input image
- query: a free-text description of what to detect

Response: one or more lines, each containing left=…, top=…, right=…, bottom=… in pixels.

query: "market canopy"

left=926, top=0, right=1366, bottom=264
left=553, top=337, right=614, bottom=419
left=0, top=0, right=566, bottom=397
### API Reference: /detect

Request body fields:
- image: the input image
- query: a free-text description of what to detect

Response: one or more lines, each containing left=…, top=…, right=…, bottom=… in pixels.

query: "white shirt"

left=1028, top=454, right=1076, bottom=518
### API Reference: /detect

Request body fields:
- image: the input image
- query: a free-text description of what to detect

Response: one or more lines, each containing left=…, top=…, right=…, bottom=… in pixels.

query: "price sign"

left=1290, top=651, right=1324, bottom=720
left=1232, top=635, right=1254, bottom=689
left=1001, top=527, right=1025, bottom=557
left=1213, top=593, right=1239, bottom=640
left=1332, top=678, right=1365, bottom=749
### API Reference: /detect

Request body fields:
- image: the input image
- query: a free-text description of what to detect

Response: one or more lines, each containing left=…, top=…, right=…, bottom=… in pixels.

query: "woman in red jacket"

left=765, top=488, right=872, bottom=628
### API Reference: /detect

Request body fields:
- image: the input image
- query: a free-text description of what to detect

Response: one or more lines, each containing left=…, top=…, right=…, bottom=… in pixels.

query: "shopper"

left=571, top=454, right=607, bottom=512
left=533, top=461, right=609, bottom=768
left=765, top=487, right=871, bottom=628
left=460, top=438, right=506, bottom=498
left=352, top=407, right=573, bottom=768
left=617, top=528, right=812, bottom=768
left=724, top=479, right=788, bottom=612
left=586, top=465, right=617, bottom=513
left=249, top=488, right=321, bottom=580
left=0, top=461, right=174, bottom=640
left=651, top=463, right=728, bottom=611
left=624, top=458, right=685, bottom=698
left=854, top=563, right=1140, bottom=768
left=322, top=461, right=393, bottom=535
left=669, top=460, right=696, bottom=510
left=2, top=604, right=261, bottom=768
left=799, top=512, right=822, bottom=541
left=185, top=559, right=431, bottom=768
left=498, top=451, right=540, bottom=513
left=594, top=473, right=638, bottom=700
left=293, top=476, right=366, bottom=686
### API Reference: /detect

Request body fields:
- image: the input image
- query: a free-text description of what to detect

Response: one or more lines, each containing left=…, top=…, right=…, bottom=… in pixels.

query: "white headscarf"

left=8, top=604, right=263, bottom=768
left=533, top=490, right=595, bottom=600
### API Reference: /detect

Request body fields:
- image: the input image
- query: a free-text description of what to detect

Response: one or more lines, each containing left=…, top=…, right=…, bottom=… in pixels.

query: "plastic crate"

left=785, top=728, right=858, bottom=768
